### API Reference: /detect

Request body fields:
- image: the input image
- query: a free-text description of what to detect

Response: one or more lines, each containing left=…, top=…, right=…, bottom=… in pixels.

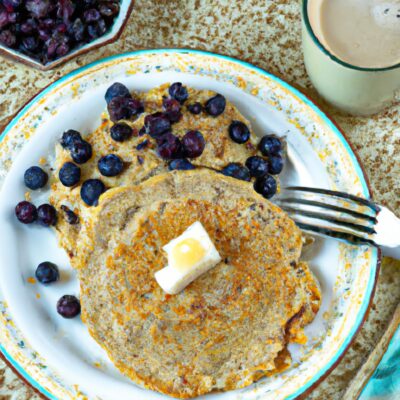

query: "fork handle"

left=381, top=245, right=400, bottom=260
left=375, top=206, right=400, bottom=260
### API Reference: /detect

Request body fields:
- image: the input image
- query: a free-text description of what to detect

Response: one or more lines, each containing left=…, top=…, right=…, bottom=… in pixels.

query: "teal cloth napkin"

left=359, top=326, right=400, bottom=400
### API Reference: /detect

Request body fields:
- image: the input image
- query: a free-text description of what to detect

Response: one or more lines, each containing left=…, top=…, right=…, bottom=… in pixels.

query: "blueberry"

left=110, top=123, right=133, bottom=142
left=20, top=19, right=37, bottom=34
left=8, top=11, right=19, bottom=24
left=97, top=17, right=107, bottom=34
left=60, top=129, right=82, bottom=150
left=144, top=112, right=171, bottom=138
left=70, top=140, right=92, bottom=164
left=268, top=154, right=284, bottom=175
left=187, top=102, right=202, bottom=115
left=259, top=135, right=283, bottom=156
left=56, top=42, right=70, bottom=57
left=107, top=96, right=144, bottom=122
left=229, top=120, right=250, bottom=144
left=59, top=162, right=81, bottom=187
left=60, top=205, right=79, bottom=225
left=39, top=18, right=55, bottom=29
left=46, top=34, right=66, bottom=59
left=83, top=0, right=96, bottom=9
left=245, top=156, right=269, bottom=178
left=57, top=23, right=67, bottom=33
left=37, top=204, right=57, bottom=226
left=84, top=8, right=100, bottom=22
left=169, top=159, right=195, bottom=171
left=15, top=201, right=37, bottom=224
left=98, top=154, right=123, bottom=177
left=80, top=179, right=105, bottom=206
left=57, top=295, right=81, bottom=319
left=47, top=34, right=69, bottom=59
left=3, top=0, right=21, bottom=11
left=0, top=30, right=16, bottom=48
left=26, top=0, right=52, bottom=19
left=87, top=23, right=99, bottom=38
left=56, top=0, right=74, bottom=22
left=162, top=97, right=182, bottom=123
left=221, top=163, right=251, bottom=181
left=0, top=10, right=8, bottom=30
left=205, top=94, right=226, bottom=117
left=22, top=36, right=38, bottom=52
left=38, top=28, right=50, bottom=41
left=157, top=132, right=183, bottom=160
left=70, top=18, right=85, bottom=41
left=0, top=18, right=9, bottom=32
left=105, top=82, right=131, bottom=104
left=46, top=32, right=70, bottom=59
left=182, top=130, right=205, bottom=158
left=87, top=18, right=107, bottom=38
left=99, top=2, right=120, bottom=17
left=0, top=8, right=8, bottom=29
left=35, top=261, right=59, bottom=284
left=254, top=174, right=277, bottom=199
left=168, top=82, right=188, bottom=104
left=24, top=166, right=48, bottom=190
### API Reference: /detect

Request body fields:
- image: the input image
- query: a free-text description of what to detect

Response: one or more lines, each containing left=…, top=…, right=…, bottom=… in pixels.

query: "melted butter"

left=171, top=238, right=205, bottom=272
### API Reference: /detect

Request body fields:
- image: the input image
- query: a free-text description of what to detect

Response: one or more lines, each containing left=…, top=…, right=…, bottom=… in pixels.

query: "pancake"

left=49, top=84, right=264, bottom=262
left=77, top=169, right=321, bottom=399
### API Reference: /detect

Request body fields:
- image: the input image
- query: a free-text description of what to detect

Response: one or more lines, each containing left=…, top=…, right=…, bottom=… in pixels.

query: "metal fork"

left=275, top=186, right=400, bottom=259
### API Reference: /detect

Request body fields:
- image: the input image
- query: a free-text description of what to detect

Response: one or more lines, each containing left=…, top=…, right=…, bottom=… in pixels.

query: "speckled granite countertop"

left=0, top=1, right=399, bottom=399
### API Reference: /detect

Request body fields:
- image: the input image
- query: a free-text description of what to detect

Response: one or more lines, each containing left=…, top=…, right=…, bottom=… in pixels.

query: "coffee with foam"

left=309, top=0, right=400, bottom=68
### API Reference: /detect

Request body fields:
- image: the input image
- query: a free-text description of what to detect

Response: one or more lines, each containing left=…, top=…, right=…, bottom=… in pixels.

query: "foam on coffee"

left=308, top=0, right=400, bottom=68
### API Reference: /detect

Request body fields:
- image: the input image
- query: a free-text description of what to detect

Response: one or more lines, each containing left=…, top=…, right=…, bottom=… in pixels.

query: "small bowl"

left=0, top=0, right=134, bottom=71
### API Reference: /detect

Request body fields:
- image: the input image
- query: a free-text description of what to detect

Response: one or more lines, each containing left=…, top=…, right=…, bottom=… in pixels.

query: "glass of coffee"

left=302, top=0, right=400, bottom=115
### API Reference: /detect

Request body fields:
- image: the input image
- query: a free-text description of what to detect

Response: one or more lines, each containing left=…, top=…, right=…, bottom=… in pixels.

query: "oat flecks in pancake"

left=77, top=170, right=321, bottom=399
left=49, top=84, right=318, bottom=398
left=49, top=84, right=261, bottom=261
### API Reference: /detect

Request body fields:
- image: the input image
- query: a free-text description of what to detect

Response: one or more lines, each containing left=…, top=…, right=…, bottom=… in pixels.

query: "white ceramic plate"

left=0, top=50, right=380, bottom=400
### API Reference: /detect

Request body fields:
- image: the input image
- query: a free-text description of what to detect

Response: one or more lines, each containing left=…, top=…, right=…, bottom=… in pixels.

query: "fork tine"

left=285, top=186, right=380, bottom=213
left=281, top=205, right=376, bottom=234
left=277, top=186, right=380, bottom=245
left=286, top=211, right=375, bottom=242
left=294, top=222, right=376, bottom=246
left=277, top=197, right=377, bottom=223
left=285, top=206, right=376, bottom=235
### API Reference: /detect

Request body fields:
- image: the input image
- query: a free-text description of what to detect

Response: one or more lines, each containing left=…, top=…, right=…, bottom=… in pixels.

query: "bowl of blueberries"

left=0, top=0, right=134, bottom=70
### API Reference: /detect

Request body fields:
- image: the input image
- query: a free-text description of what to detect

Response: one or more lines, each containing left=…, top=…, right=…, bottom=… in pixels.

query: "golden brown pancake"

left=49, top=84, right=263, bottom=262
left=77, top=170, right=321, bottom=399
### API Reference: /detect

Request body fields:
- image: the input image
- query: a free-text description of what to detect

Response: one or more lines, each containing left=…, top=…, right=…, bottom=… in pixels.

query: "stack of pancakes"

left=50, top=84, right=260, bottom=260
left=50, top=85, right=321, bottom=398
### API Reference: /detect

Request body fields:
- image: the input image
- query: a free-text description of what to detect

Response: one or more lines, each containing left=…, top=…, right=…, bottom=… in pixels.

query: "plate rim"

left=0, top=48, right=381, bottom=400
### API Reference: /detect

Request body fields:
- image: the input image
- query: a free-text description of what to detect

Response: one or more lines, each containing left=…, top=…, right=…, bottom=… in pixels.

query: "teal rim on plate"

left=0, top=48, right=380, bottom=400
left=0, top=342, right=58, bottom=400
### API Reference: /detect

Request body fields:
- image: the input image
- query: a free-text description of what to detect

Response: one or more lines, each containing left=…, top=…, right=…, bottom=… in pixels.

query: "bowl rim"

left=0, top=48, right=381, bottom=400
left=0, top=0, right=135, bottom=71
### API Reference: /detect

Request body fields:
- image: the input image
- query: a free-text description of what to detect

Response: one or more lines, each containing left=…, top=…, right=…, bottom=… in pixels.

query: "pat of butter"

left=155, top=221, right=222, bottom=295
